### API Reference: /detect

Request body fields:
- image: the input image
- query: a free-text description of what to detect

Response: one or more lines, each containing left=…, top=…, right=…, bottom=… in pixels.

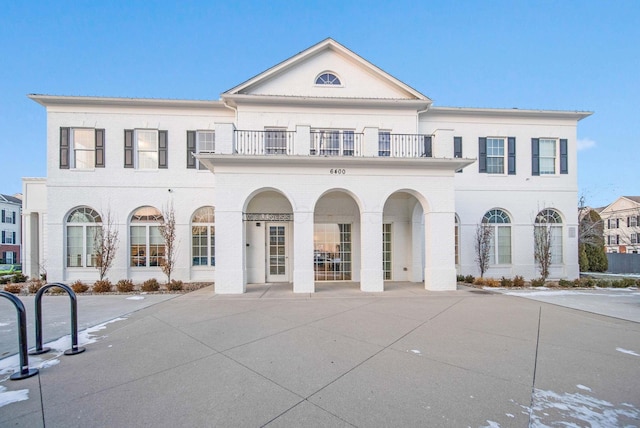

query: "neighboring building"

left=599, top=196, right=640, bottom=253
left=22, top=39, right=591, bottom=293
left=0, top=193, right=22, bottom=264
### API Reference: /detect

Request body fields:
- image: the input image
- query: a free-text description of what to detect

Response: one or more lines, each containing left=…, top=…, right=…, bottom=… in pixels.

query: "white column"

left=294, top=125, right=310, bottom=156
left=215, top=123, right=236, bottom=154
left=214, top=210, right=246, bottom=294
left=360, top=211, right=383, bottom=292
left=363, top=127, right=379, bottom=157
left=424, top=210, right=456, bottom=290
left=293, top=210, right=314, bottom=293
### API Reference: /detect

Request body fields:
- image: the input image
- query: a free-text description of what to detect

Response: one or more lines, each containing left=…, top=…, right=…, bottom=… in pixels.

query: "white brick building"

left=22, top=39, right=590, bottom=292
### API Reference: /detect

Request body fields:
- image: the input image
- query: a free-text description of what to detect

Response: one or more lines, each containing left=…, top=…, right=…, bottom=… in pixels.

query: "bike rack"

left=0, top=291, right=39, bottom=380
left=29, top=282, right=85, bottom=356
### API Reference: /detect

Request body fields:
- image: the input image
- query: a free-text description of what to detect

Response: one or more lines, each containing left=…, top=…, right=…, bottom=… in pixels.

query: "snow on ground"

left=126, top=296, right=145, bottom=300
left=616, top=347, right=640, bottom=357
left=0, top=317, right=127, bottom=408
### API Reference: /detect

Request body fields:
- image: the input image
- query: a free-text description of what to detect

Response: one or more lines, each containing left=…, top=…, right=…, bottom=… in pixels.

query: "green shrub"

left=464, top=275, right=475, bottom=284
left=28, top=279, right=44, bottom=294
left=456, top=274, right=465, bottom=282
left=618, top=278, right=636, bottom=288
left=3, top=283, right=22, bottom=294
left=71, top=280, right=89, bottom=293
left=513, top=275, right=525, bottom=287
left=530, top=278, right=546, bottom=287
left=500, top=276, right=513, bottom=287
left=581, top=277, right=596, bottom=287
left=116, top=279, right=135, bottom=293
left=167, top=279, right=183, bottom=291
left=595, top=278, right=611, bottom=288
left=141, top=278, right=160, bottom=292
left=573, top=278, right=582, bottom=288
left=558, top=279, right=573, bottom=287
left=92, top=280, right=112, bottom=293
left=12, top=273, right=28, bottom=283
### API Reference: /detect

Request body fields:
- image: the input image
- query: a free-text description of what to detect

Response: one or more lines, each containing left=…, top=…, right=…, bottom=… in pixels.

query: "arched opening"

left=244, top=190, right=294, bottom=284
left=129, top=206, right=163, bottom=268
left=313, top=191, right=360, bottom=282
left=382, top=191, right=427, bottom=283
left=66, top=206, right=101, bottom=268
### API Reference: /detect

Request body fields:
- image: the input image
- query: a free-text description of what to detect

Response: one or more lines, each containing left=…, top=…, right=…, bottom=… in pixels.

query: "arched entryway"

left=382, top=191, right=428, bottom=284
left=244, top=189, right=294, bottom=285
left=313, top=190, right=361, bottom=283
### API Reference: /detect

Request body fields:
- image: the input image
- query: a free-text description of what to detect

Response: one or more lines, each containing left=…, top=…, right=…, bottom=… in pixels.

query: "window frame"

left=538, top=138, right=558, bottom=175
left=196, top=130, right=215, bottom=169
left=535, top=209, right=563, bottom=264
left=482, top=209, right=512, bottom=265
left=191, top=206, right=215, bottom=267
left=130, top=207, right=164, bottom=267
left=486, top=138, right=506, bottom=174
left=314, top=72, right=342, bottom=86
left=65, top=207, right=102, bottom=268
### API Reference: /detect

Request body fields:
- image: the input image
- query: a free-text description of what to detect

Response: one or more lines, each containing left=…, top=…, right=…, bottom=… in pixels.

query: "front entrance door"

left=266, top=223, right=289, bottom=282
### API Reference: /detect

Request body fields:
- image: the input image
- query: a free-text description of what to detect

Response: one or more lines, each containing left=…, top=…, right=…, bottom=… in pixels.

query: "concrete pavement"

left=1, top=282, right=639, bottom=427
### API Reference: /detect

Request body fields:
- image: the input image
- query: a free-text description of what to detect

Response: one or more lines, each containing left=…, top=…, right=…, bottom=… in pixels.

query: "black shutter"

left=1, top=209, right=4, bottom=222
left=423, top=135, right=432, bottom=157
left=158, top=130, right=168, bottom=168
left=95, top=129, right=105, bottom=168
left=531, top=138, right=540, bottom=176
left=478, top=137, right=487, bottom=173
left=628, top=217, right=631, bottom=227
left=617, top=218, right=620, bottom=228
left=12, top=211, right=16, bottom=224
left=454, top=137, right=462, bottom=173
left=1, top=231, right=4, bottom=243
left=124, top=130, right=134, bottom=168
left=187, top=131, right=196, bottom=169
left=60, top=127, right=70, bottom=169
left=12, top=232, right=15, bottom=244
left=508, top=137, right=516, bottom=175
left=560, top=139, right=568, bottom=174
left=454, top=137, right=462, bottom=158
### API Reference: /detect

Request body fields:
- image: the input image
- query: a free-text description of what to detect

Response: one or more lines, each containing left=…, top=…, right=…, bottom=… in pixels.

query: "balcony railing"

left=382, top=134, right=432, bottom=158
left=235, top=130, right=294, bottom=155
left=310, top=131, right=363, bottom=156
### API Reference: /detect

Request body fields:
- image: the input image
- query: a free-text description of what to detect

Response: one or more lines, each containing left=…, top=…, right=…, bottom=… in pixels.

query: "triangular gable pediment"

left=601, top=196, right=640, bottom=213
left=223, top=38, right=430, bottom=103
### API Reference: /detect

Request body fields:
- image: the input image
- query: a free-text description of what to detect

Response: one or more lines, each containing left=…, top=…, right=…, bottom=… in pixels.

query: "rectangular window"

left=382, top=223, right=392, bottom=280
left=197, top=131, right=215, bottom=169
left=72, top=129, right=96, bottom=169
left=1, top=231, right=15, bottom=244
left=629, top=216, right=638, bottom=227
left=136, top=130, right=159, bottom=169
left=632, top=233, right=638, bottom=244
left=265, top=128, right=287, bottom=155
left=378, top=131, right=391, bottom=157
left=192, top=225, right=214, bottom=266
left=486, top=138, right=505, bottom=174
left=539, top=139, right=556, bottom=175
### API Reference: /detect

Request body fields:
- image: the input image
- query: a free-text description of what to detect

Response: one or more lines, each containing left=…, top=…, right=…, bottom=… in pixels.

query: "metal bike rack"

left=0, top=291, right=39, bottom=380
left=29, top=282, right=85, bottom=356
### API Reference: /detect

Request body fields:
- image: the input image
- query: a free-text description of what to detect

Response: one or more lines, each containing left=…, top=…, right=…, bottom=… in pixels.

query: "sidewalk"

left=1, top=283, right=639, bottom=427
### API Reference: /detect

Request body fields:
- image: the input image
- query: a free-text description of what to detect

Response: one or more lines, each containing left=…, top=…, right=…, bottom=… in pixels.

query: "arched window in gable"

left=315, top=72, right=341, bottom=85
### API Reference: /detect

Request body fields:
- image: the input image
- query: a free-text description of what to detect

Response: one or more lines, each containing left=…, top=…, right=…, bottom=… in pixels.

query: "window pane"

left=138, top=151, right=158, bottom=169
left=137, top=131, right=158, bottom=150
left=497, top=226, right=512, bottom=264
left=67, top=226, right=83, bottom=267
left=86, top=226, right=99, bottom=267
left=73, top=129, right=95, bottom=150
left=486, top=138, right=505, bottom=174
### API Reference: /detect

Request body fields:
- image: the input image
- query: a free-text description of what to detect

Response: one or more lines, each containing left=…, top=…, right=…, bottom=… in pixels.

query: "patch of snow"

left=576, top=384, right=592, bottom=392
left=0, top=317, right=126, bottom=379
left=479, top=421, right=501, bottom=428
left=0, top=385, right=29, bottom=408
left=38, top=358, right=60, bottom=369
left=529, top=388, right=640, bottom=427
left=504, top=290, right=636, bottom=297
left=409, top=349, right=422, bottom=355
left=616, top=347, right=639, bottom=356
left=0, top=322, right=9, bottom=327
left=126, top=296, right=145, bottom=300
left=505, top=413, right=514, bottom=418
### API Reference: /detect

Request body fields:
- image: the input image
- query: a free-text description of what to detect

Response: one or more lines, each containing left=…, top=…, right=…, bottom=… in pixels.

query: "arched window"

left=482, top=209, right=512, bottom=264
left=66, top=207, right=101, bottom=267
left=535, top=209, right=563, bottom=264
left=191, top=206, right=215, bottom=266
left=130, top=206, right=164, bottom=267
left=315, top=72, right=341, bottom=85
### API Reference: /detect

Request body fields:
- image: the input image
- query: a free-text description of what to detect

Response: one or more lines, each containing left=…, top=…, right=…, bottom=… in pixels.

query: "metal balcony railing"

left=310, top=131, right=363, bottom=156
left=235, top=130, right=295, bottom=155
left=381, top=134, right=432, bottom=158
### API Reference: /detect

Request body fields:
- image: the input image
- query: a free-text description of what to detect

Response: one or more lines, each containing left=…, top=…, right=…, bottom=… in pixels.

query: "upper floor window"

left=186, top=130, right=215, bottom=169
left=124, top=129, right=168, bottom=169
left=66, top=207, right=101, bottom=267
left=479, top=137, right=516, bottom=175
left=1, top=210, right=16, bottom=224
left=608, top=218, right=619, bottom=229
left=628, top=216, right=639, bottom=228
left=1, top=230, right=16, bottom=244
left=310, top=129, right=356, bottom=156
left=482, top=209, right=512, bottom=264
left=532, top=138, right=567, bottom=175
left=315, top=72, right=341, bottom=85
left=59, top=127, right=105, bottom=169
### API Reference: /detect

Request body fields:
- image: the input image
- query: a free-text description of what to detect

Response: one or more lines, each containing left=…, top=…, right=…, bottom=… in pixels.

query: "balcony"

left=232, top=129, right=433, bottom=158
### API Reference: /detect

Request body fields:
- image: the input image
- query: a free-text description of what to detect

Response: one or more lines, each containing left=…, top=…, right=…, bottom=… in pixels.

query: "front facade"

left=599, top=196, right=640, bottom=253
left=0, top=194, right=22, bottom=264
left=23, top=39, right=590, bottom=292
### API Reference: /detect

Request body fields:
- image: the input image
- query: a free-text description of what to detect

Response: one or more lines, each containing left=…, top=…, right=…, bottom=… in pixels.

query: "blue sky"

left=1, top=0, right=637, bottom=208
